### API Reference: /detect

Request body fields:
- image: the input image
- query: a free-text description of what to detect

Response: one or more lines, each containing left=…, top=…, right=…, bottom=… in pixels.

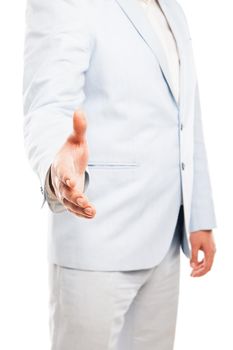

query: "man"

left=23, top=0, right=217, bottom=349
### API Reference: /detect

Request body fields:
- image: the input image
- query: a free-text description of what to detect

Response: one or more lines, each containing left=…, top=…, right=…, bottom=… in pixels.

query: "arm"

left=23, top=0, right=93, bottom=210
left=188, top=82, right=217, bottom=277
left=174, top=1, right=217, bottom=276
left=189, top=82, right=217, bottom=232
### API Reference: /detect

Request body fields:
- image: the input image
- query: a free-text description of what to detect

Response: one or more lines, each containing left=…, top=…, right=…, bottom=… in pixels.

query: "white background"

left=0, top=1, right=231, bottom=349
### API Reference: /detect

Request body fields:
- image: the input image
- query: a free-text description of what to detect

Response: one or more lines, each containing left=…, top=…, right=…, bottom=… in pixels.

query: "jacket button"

left=40, top=186, right=44, bottom=194
left=180, top=123, right=183, bottom=130
left=181, top=162, right=185, bottom=170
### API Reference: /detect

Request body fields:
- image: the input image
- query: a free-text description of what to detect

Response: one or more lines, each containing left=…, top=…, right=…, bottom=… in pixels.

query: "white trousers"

left=48, top=207, right=183, bottom=350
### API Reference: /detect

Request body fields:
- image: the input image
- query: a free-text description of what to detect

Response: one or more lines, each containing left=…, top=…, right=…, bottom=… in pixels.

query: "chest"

left=85, top=0, right=196, bottom=104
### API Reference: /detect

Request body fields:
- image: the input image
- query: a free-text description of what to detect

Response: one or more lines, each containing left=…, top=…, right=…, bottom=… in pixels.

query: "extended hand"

left=50, top=109, right=96, bottom=219
left=190, top=230, right=216, bottom=277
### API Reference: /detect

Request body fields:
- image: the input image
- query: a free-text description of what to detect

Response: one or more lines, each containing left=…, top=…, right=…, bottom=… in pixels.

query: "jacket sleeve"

left=189, top=82, right=217, bottom=232
left=23, top=0, right=93, bottom=210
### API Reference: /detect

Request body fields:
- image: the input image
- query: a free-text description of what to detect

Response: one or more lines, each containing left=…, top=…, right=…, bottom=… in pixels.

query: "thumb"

left=190, top=245, right=199, bottom=268
left=72, top=109, right=87, bottom=144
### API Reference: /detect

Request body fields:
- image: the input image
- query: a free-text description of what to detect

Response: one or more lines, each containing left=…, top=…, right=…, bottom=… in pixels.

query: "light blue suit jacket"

left=23, top=0, right=217, bottom=270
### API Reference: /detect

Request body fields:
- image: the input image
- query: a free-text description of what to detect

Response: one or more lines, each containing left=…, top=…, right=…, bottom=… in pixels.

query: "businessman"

left=23, top=0, right=217, bottom=349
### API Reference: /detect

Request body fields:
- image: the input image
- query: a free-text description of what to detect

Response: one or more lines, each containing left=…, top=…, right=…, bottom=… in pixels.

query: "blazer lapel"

left=115, top=0, right=179, bottom=107
left=157, top=0, right=195, bottom=121
left=156, top=0, right=186, bottom=110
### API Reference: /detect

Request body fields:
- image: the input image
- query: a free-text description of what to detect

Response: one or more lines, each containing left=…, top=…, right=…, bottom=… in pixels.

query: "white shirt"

left=138, top=0, right=180, bottom=103
left=138, top=0, right=182, bottom=205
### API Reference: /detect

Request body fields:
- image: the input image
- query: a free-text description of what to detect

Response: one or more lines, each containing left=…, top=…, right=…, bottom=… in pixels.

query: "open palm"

left=50, top=110, right=96, bottom=219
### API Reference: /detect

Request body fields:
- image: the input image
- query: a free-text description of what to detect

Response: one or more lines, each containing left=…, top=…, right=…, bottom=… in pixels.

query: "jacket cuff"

left=189, top=200, right=217, bottom=233
left=42, top=165, right=66, bottom=213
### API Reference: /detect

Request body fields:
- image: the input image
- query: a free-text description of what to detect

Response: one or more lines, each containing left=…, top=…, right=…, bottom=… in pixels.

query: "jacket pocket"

left=87, top=162, right=140, bottom=169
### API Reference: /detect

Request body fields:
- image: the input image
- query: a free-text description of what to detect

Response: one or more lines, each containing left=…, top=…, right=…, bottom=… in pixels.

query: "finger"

left=64, top=177, right=76, bottom=189
left=191, top=265, right=209, bottom=277
left=68, top=208, right=95, bottom=219
left=202, top=245, right=215, bottom=271
left=60, top=184, right=94, bottom=209
left=56, top=167, right=86, bottom=191
left=75, top=195, right=90, bottom=208
left=191, top=253, right=214, bottom=277
left=191, top=267, right=206, bottom=277
left=54, top=164, right=76, bottom=188
left=190, top=245, right=199, bottom=268
left=204, top=252, right=215, bottom=272
left=63, top=199, right=95, bottom=218
left=72, top=109, right=87, bottom=144
left=191, top=259, right=205, bottom=272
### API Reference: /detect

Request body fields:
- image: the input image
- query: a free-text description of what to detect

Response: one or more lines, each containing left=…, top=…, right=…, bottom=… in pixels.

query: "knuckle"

left=61, top=197, right=68, bottom=205
left=79, top=194, right=87, bottom=202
